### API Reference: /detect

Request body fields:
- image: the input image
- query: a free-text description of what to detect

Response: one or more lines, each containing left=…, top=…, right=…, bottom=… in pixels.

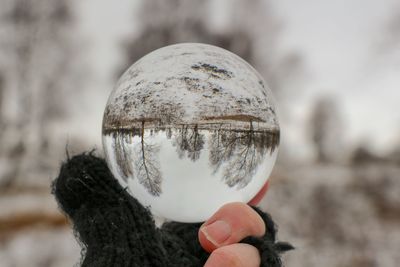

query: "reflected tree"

left=223, top=132, right=262, bottom=189
left=134, top=121, right=162, bottom=196
left=106, top=119, right=279, bottom=193
left=107, top=121, right=162, bottom=196
left=209, top=122, right=279, bottom=188
left=209, top=129, right=236, bottom=172
left=111, top=131, right=134, bottom=182
left=165, top=128, right=173, bottom=140
left=172, top=124, right=205, bottom=161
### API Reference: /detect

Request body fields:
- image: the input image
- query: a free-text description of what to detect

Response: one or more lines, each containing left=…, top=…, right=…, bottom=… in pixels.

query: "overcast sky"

left=75, top=0, right=400, bottom=157
left=273, top=0, right=400, bottom=153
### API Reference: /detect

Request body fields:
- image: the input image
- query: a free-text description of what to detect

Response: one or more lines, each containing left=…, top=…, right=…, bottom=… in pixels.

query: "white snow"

left=104, top=43, right=279, bottom=131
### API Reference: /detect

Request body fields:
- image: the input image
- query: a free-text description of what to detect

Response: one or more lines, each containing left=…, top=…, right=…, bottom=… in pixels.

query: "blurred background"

left=0, top=0, right=399, bottom=266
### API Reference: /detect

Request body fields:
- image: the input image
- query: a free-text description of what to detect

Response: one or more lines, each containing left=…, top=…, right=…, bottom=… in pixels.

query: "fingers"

left=198, top=202, right=265, bottom=253
left=204, top=243, right=260, bottom=267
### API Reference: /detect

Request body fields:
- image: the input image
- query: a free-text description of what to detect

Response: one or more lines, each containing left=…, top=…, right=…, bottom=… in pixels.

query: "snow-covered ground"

left=1, top=162, right=399, bottom=266
left=263, top=163, right=400, bottom=267
left=0, top=191, right=80, bottom=267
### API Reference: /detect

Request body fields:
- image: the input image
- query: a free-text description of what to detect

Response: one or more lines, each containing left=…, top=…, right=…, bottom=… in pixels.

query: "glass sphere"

left=102, top=43, right=279, bottom=222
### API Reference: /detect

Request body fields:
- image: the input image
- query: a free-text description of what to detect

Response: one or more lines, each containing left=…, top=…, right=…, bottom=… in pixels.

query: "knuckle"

left=227, top=203, right=265, bottom=236
left=212, top=202, right=266, bottom=242
left=210, top=247, right=244, bottom=267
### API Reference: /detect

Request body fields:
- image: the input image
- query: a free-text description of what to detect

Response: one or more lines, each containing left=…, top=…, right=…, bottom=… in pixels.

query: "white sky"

left=273, top=0, right=400, bottom=154
left=74, top=0, right=400, bottom=157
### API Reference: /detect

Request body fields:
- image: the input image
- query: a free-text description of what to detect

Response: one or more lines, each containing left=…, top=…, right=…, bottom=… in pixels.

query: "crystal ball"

left=102, top=43, right=279, bottom=222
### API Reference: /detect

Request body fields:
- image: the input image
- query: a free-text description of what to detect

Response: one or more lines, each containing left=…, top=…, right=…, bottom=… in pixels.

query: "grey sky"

left=76, top=0, right=400, bottom=157
left=274, top=0, right=400, bottom=151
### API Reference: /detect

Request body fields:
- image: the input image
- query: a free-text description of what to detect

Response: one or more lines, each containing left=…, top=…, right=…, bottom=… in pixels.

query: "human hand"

left=53, top=152, right=292, bottom=267
left=199, top=202, right=272, bottom=267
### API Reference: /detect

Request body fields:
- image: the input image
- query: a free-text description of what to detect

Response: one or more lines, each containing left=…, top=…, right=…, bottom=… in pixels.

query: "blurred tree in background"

left=120, top=0, right=304, bottom=102
left=309, top=96, right=344, bottom=163
left=0, top=0, right=83, bottom=188
left=379, top=7, right=400, bottom=60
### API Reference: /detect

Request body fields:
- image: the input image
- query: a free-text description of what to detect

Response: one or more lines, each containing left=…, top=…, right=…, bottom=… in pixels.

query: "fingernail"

left=201, top=220, right=231, bottom=246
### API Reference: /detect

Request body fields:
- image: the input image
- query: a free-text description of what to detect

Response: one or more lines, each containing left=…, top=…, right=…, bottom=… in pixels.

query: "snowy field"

left=1, top=162, right=399, bottom=266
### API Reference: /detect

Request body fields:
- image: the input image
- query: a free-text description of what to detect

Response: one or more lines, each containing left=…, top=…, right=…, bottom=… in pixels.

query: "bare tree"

left=209, top=128, right=235, bottom=172
left=111, top=131, right=134, bottom=182
left=230, top=0, right=305, bottom=98
left=222, top=131, right=261, bottom=188
left=209, top=122, right=279, bottom=188
left=172, top=124, right=205, bottom=162
left=134, top=121, right=162, bottom=196
left=309, top=96, right=344, bottom=163
left=375, top=7, right=400, bottom=61
left=119, top=0, right=305, bottom=95
left=119, top=0, right=213, bottom=74
left=0, top=73, right=4, bottom=139
left=0, top=0, right=83, bottom=187
left=105, top=122, right=162, bottom=196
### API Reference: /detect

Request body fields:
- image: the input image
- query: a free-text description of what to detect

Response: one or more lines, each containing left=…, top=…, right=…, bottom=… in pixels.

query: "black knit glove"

left=52, top=152, right=293, bottom=267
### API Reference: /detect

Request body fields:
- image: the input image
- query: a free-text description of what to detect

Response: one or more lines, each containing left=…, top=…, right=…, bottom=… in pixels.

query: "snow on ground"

left=263, top=163, right=400, bottom=267
left=0, top=191, right=81, bottom=267
left=104, top=43, right=279, bottom=131
left=1, top=162, right=399, bottom=266
left=0, top=228, right=80, bottom=267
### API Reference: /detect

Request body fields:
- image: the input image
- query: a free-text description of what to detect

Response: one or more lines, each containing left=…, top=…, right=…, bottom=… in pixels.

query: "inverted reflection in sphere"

left=102, top=43, right=279, bottom=222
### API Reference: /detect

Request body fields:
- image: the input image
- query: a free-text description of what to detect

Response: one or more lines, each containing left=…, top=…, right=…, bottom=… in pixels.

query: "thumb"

left=52, top=152, right=169, bottom=267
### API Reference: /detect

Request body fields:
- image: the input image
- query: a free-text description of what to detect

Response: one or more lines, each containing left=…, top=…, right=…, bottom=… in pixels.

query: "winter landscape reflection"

left=101, top=43, right=280, bottom=222
left=103, top=121, right=279, bottom=197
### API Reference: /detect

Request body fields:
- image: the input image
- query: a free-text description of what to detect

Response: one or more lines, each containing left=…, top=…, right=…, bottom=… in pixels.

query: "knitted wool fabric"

left=52, top=152, right=293, bottom=267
